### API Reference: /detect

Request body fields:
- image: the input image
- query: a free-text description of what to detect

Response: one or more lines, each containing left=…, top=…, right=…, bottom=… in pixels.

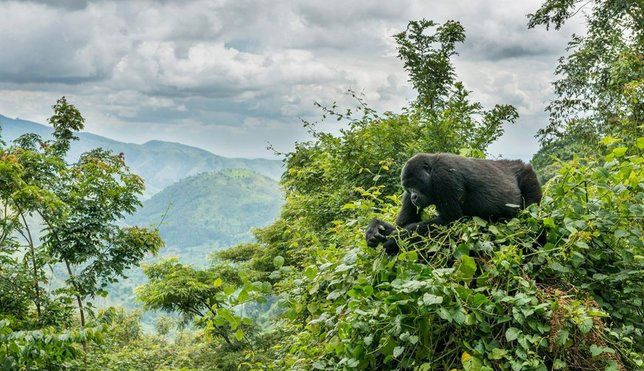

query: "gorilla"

left=366, top=153, right=542, bottom=254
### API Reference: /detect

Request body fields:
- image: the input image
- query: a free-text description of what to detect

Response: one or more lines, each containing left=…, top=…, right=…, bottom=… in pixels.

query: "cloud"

left=0, top=0, right=584, bottom=159
left=18, top=0, right=93, bottom=10
left=0, top=1, right=129, bottom=84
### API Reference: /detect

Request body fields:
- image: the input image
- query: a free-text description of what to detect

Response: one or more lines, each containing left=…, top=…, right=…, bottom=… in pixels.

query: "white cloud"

left=0, top=0, right=585, bottom=159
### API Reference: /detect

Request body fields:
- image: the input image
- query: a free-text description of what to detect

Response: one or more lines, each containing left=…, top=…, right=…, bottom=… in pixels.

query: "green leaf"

left=335, top=264, right=351, bottom=272
left=599, top=136, right=619, bottom=146
left=347, top=359, right=359, bottom=368
left=552, top=359, right=566, bottom=369
left=223, top=285, right=236, bottom=295
left=273, top=256, right=285, bottom=268
left=341, top=202, right=357, bottom=210
left=578, top=318, right=593, bottom=333
left=362, top=285, right=374, bottom=296
left=505, top=327, right=520, bottom=342
left=612, top=146, right=628, bottom=157
left=405, top=250, right=418, bottom=262
left=455, top=255, right=477, bottom=281
left=548, top=261, right=570, bottom=273
left=237, top=288, right=249, bottom=303
left=473, top=217, right=487, bottom=226
left=461, top=352, right=483, bottom=371
left=543, top=217, right=556, bottom=229
left=438, top=308, right=452, bottom=322
left=452, top=307, right=467, bottom=324
left=589, top=344, right=602, bottom=357
left=364, top=335, right=373, bottom=346
left=303, top=265, right=318, bottom=279
left=422, top=293, right=443, bottom=306
left=488, top=348, right=507, bottom=360
left=213, top=277, right=223, bottom=288
left=234, top=329, right=244, bottom=341
left=556, top=329, right=569, bottom=346
left=393, top=346, right=404, bottom=358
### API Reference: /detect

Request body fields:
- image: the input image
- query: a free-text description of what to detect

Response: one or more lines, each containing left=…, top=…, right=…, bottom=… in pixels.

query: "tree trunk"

left=64, top=259, right=85, bottom=326
left=19, top=211, right=41, bottom=318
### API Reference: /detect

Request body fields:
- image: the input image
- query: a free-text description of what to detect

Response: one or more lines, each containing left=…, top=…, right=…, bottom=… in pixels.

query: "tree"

left=42, top=147, right=163, bottom=326
left=211, top=17, right=642, bottom=369
left=0, top=97, right=163, bottom=329
left=235, top=19, right=519, bottom=280
left=1, top=116, right=69, bottom=325
left=395, top=19, right=465, bottom=110
left=528, top=0, right=642, bottom=148
left=136, top=258, right=258, bottom=346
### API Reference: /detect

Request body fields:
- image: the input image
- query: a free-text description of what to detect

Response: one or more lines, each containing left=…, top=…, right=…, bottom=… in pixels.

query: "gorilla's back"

left=434, top=154, right=524, bottom=219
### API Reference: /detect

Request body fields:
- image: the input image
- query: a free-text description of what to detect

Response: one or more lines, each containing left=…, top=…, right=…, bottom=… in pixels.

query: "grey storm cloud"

left=0, top=0, right=585, bottom=159
left=19, top=0, right=93, bottom=10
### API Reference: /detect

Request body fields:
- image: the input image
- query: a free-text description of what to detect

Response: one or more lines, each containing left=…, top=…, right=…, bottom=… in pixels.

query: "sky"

left=0, top=0, right=585, bottom=160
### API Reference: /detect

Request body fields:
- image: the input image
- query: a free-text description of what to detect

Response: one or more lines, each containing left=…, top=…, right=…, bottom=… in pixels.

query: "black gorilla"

left=366, top=153, right=542, bottom=254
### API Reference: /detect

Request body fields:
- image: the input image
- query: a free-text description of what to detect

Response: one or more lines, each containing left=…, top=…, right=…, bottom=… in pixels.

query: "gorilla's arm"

left=395, top=191, right=422, bottom=226
left=365, top=192, right=421, bottom=248
left=382, top=167, right=465, bottom=254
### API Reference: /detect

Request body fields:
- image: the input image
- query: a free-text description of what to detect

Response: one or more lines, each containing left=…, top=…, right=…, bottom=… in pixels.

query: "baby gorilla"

left=366, top=153, right=542, bottom=254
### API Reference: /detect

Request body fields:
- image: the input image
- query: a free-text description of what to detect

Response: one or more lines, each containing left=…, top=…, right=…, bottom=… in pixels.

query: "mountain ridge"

left=0, top=114, right=283, bottom=197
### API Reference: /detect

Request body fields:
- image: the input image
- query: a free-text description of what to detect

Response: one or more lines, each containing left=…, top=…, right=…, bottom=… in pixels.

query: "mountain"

left=126, top=168, right=283, bottom=264
left=98, top=168, right=282, bottom=315
left=0, top=115, right=283, bottom=197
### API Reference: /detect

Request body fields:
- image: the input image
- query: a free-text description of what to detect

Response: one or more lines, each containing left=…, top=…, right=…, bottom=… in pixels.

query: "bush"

left=264, top=137, right=642, bottom=370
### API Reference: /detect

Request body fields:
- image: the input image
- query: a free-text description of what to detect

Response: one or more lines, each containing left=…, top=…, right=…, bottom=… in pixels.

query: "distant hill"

left=99, top=168, right=282, bottom=313
left=0, top=115, right=283, bottom=197
left=126, top=168, right=283, bottom=264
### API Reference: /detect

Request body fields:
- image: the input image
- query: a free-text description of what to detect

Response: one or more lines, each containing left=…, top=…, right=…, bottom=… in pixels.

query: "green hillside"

left=0, top=115, right=283, bottom=197
left=94, top=169, right=282, bottom=311
left=126, top=168, right=283, bottom=264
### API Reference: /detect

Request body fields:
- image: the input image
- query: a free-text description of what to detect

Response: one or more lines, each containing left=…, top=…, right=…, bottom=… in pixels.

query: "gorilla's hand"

left=365, top=218, right=395, bottom=247
left=382, top=237, right=400, bottom=255
left=382, top=222, right=432, bottom=256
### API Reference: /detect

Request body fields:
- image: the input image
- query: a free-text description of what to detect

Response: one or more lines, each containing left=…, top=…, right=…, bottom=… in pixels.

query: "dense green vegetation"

left=529, top=0, right=642, bottom=180
left=0, top=97, right=163, bottom=369
left=1, top=117, right=283, bottom=316
left=1, top=0, right=642, bottom=370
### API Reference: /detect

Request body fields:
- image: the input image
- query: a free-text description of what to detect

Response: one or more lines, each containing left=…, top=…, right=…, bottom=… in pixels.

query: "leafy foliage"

left=1, top=97, right=163, bottom=365
left=136, top=257, right=270, bottom=347
left=0, top=319, right=104, bottom=370
left=2, top=4, right=643, bottom=370
left=262, top=136, right=642, bottom=370
left=200, top=17, right=643, bottom=370
left=395, top=19, right=465, bottom=110
left=528, top=0, right=642, bottom=155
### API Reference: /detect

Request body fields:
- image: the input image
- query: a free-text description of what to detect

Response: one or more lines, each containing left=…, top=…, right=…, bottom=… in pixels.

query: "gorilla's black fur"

left=366, top=153, right=542, bottom=254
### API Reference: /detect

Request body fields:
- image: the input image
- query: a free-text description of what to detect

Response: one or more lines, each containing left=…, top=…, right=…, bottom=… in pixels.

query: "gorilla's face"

left=401, top=154, right=434, bottom=208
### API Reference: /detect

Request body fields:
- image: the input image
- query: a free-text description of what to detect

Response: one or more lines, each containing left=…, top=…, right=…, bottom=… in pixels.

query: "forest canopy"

left=1, top=0, right=642, bottom=370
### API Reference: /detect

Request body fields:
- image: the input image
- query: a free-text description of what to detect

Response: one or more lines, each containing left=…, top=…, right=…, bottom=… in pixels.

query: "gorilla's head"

left=400, top=153, right=435, bottom=209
